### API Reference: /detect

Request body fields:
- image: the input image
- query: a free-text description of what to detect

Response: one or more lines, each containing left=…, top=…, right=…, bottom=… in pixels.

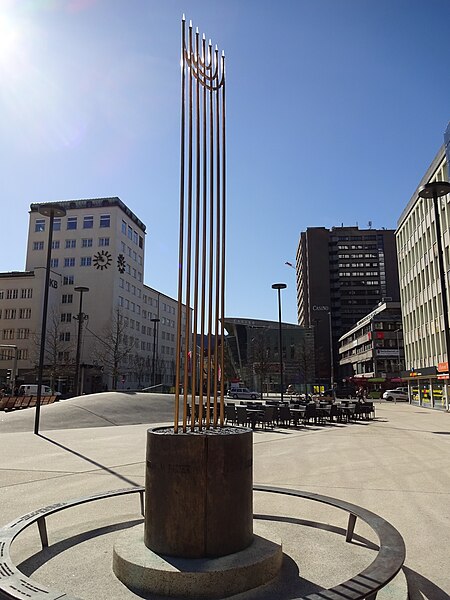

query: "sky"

left=0, top=0, right=449, bottom=325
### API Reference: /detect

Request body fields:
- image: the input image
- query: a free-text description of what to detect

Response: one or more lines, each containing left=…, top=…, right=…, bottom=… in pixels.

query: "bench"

left=0, top=485, right=405, bottom=600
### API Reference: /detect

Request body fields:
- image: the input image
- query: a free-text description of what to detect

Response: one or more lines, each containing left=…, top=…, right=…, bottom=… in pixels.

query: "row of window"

left=2, top=328, right=30, bottom=340
left=142, top=295, right=176, bottom=314
left=121, top=220, right=144, bottom=248
left=34, top=237, right=110, bottom=251
left=120, top=241, right=143, bottom=266
left=35, top=214, right=110, bottom=232
left=0, top=349, right=28, bottom=360
left=49, top=257, right=94, bottom=268
left=0, top=308, right=32, bottom=319
left=0, top=289, right=33, bottom=300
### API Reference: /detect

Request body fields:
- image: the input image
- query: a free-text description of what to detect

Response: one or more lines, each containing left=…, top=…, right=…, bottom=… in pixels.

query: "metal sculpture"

left=174, top=17, right=226, bottom=433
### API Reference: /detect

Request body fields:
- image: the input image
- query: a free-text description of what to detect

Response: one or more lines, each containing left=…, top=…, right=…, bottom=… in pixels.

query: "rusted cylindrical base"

left=144, top=426, right=253, bottom=558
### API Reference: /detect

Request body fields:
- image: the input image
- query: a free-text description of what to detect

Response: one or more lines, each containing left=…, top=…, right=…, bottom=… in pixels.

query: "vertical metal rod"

left=346, top=513, right=357, bottom=542
left=213, top=47, right=221, bottom=427
left=206, top=40, right=214, bottom=429
left=184, top=22, right=194, bottom=431
left=192, top=29, right=202, bottom=429
left=220, top=53, right=226, bottom=426
left=199, top=34, right=208, bottom=418
left=37, top=516, right=48, bottom=548
left=175, top=16, right=186, bottom=434
left=34, top=210, right=55, bottom=435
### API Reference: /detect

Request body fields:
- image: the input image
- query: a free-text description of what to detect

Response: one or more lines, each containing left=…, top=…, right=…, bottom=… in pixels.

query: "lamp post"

left=272, top=283, right=287, bottom=402
left=151, top=318, right=160, bottom=389
left=34, top=203, right=66, bottom=435
left=328, top=310, right=334, bottom=396
left=395, top=327, right=402, bottom=373
left=74, top=286, right=89, bottom=397
left=418, top=182, right=450, bottom=384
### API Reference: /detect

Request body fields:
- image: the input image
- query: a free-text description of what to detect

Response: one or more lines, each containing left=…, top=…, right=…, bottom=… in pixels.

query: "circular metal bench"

left=0, top=485, right=405, bottom=600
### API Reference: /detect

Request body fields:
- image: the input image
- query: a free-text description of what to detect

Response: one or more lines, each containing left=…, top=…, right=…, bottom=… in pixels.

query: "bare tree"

left=295, top=337, right=315, bottom=395
left=250, top=329, right=272, bottom=398
left=91, top=309, right=136, bottom=389
left=31, top=309, right=76, bottom=389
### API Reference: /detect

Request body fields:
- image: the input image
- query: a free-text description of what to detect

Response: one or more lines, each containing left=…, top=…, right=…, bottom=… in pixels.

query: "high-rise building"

left=0, top=197, right=186, bottom=393
left=296, top=226, right=400, bottom=385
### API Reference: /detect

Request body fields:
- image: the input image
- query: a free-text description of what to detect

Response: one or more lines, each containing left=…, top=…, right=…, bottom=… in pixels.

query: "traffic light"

left=6, top=369, right=12, bottom=381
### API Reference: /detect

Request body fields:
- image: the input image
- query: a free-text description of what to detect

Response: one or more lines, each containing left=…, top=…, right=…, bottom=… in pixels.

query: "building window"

left=50, top=258, right=59, bottom=268
left=122, top=220, right=127, bottom=234
left=17, top=328, right=30, bottom=339
left=21, top=288, right=32, bottom=299
left=58, top=351, right=70, bottom=362
left=51, top=240, right=60, bottom=250
left=59, top=332, right=71, bottom=342
left=33, top=241, right=44, bottom=250
left=67, top=217, right=77, bottom=230
left=64, top=258, right=76, bottom=267
left=99, top=237, right=110, bottom=247
left=80, top=257, right=92, bottom=267
left=63, top=275, right=74, bottom=285
left=82, top=238, right=93, bottom=247
left=66, top=239, right=76, bottom=249
left=4, top=309, right=16, bottom=319
left=35, top=219, right=45, bottom=232
left=139, top=235, right=143, bottom=249
left=2, top=329, right=14, bottom=340
left=62, top=294, right=73, bottom=304
left=17, top=349, right=28, bottom=360
left=53, top=218, right=61, bottom=231
left=6, top=289, right=18, bottom=300
left=61, top=313, right=72, bottom=322
left=83, top=215, right=94, bottom=229
left=128, top=225, right=133, bottom=239
left=100, top=214, right=110, bottom=228
left=19, top=308, right=31, bottom=319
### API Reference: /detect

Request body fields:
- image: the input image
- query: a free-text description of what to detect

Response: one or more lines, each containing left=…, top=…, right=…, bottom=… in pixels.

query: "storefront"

left=402, top=366, right=449, bottom=410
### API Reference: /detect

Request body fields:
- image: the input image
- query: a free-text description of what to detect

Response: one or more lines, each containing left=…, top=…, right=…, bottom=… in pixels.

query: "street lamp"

left=151, top=318, right=160, bottom=389
left=74, top=286, right=89, bottom=397
left=34, top=203, right=66, bottom=435
left=272, top=283, right=287, bottom=402
left=418, top=181, right=450, bottom=379
left=328, top=311, right=334, bottom=394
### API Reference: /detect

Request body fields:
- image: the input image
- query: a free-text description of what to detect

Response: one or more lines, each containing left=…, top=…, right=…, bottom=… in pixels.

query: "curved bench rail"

left=0, top=487, right=145, bottom=600
left=254, top=484, right=406, bottom=600
left=0, top=485, right=405, bottom=600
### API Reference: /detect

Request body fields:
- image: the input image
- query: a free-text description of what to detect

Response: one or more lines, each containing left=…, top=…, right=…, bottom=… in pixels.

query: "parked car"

left=18, top=384, right=61, bottom=397
left=382, top=388, right=409, bottom=402
left=227, top=387, right=258, bottom=400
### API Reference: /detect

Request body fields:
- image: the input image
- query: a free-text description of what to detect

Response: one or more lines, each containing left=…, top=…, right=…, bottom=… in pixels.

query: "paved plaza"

left=1, top=393, right=449, bottom=599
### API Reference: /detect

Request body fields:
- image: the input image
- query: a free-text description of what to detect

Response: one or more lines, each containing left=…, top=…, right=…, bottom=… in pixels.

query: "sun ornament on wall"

left=117, top=253, right=126, bottom=274
left=93, top=250, right=112, bottom=270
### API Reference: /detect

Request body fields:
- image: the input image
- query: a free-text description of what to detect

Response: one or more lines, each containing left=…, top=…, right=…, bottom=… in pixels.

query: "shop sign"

left=376, top=349, right=399, bottom=357
left=438, top=362, right=449, bottom=373
left=312, top=305, right=329, bottom=311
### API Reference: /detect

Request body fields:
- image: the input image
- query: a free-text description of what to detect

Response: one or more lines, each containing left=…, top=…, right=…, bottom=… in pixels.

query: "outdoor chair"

left=224, top=404, right=237, bottom=425
left=328, top=403, right=342, bottom=422
left=277, top=404, right=292, bottom=427
left=236, top=405, right=249, bottom=427
left=303, top=403, right=317, bottom=425
left=257, top=405, right=275, bottom=429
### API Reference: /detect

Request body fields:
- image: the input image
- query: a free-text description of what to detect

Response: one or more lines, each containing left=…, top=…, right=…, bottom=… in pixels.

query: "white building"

left=0, top=197, right=186, bottom=393
left=396, top=138, right=450, bottom=410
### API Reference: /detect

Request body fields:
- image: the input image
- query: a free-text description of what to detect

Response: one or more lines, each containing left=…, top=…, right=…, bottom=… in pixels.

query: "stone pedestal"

left=144, top=426, right=253, bottom=558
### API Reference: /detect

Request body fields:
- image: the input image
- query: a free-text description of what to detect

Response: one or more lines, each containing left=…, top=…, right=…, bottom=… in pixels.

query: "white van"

left=18, top=384, right=60, bottom=397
